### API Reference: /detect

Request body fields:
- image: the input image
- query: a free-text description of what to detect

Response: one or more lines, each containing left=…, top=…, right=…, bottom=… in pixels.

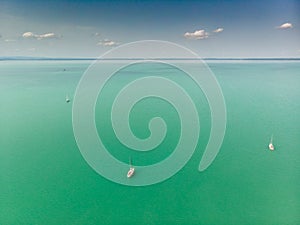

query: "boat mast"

left=270, top=134, right=273, bottom=144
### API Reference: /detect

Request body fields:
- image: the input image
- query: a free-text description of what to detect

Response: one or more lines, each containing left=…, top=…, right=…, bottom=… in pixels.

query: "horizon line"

left=1, top=56, right=300, bottom=61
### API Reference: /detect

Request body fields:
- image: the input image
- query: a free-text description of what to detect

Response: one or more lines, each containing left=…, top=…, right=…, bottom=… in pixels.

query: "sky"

left=0, top=0, right=299, bottom=58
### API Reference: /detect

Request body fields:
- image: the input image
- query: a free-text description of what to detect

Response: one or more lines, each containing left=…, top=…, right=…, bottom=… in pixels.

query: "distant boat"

left=127, top=158, right=135, bottom=178
left=268, top=135, right=274, bottom=151
left=66, top=95, right=70, bottom=103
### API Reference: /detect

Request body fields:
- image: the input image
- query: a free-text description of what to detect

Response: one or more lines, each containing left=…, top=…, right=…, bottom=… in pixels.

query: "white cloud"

left=184, top=29, right=209, bottom=40
left=103, top=41, right=116, bottom=46
left=213, top=28, right=224, bottom=33
left=38, top=33, right=57, bottom=39
left=22, top=32, right=35, bottom=38
left=277, top=22, right=293, bottom=29
left=93, top=32, right=101, bottom=37
left=97, top=39, right=119, bottom=47
left=22, top=32, right=61, bottom=40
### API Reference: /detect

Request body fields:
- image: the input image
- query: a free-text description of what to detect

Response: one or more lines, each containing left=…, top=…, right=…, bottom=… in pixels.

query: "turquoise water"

left=1, top=60, right=300, bottom=224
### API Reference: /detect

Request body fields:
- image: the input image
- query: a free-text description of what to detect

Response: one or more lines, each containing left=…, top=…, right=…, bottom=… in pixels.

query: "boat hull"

left=127, top=167, right=135, bottom=178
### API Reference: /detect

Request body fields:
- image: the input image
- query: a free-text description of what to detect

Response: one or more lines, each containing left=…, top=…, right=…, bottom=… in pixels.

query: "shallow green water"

left=1, top=60, right=299, bottom=224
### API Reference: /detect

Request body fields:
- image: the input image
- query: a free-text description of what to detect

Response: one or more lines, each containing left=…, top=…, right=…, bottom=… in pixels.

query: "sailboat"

left=268, top=135, right=274, bottom=151
left=66, top=95, right=70, bottom=103
left=127, top=158, right=135, bottom=178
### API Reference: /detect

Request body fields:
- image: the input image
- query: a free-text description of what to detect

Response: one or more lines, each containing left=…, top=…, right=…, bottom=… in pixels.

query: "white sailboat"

left=127, top=158, right=135, bottom=178
left=268, top=135, right=274, bottom=151
left=66, top=95, right=70, bottom=103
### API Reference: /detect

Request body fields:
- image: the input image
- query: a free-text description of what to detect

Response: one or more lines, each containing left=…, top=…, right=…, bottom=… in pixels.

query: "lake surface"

left=1, top=60, right=299, bottom=224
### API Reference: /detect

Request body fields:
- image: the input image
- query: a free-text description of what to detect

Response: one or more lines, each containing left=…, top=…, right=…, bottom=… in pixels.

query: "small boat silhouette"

left=127, top=157, right=135, bottom=178
left=127, top=167, right=135, bottom=178
left=268, top=135, right=274, bottom=151
left=66, top=95, right=70, bottom=103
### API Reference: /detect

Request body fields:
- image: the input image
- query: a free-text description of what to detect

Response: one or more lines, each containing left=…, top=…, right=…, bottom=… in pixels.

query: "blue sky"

left=0, top=0, right=299, bottom=58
